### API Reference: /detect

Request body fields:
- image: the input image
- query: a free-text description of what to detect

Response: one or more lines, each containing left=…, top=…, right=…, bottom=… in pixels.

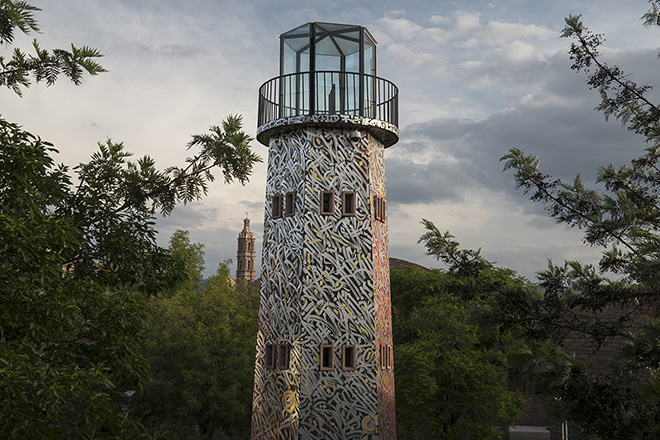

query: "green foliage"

left=392, top=237, right=526, bottom=440
left=0, top=116, right=259, bottom=438
left=135, top=257, right=259, bottom=439
left=167, top=229, right=205, bottom=290
left=0, top=117, right=259, bottom=438
left=492, top=5, right=660, bottom=439
left=0, top=1, right=106, bottom=96
left=0, top=119, right=152, bottom=439
left=0, top=3, right=261, bottom=438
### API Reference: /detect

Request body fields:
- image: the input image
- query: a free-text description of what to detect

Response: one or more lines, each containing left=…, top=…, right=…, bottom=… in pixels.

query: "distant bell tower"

left=251, top=22, right=399, bottom=440
left=236, top=216, right=256, bottom=281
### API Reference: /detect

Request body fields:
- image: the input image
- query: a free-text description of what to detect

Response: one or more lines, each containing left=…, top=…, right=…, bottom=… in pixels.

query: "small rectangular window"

left=272, top=194, right=283, bottom=219
left=342, top=345, right=356, bottom=371
left=278, top=343, right=290, bottom=369
left=374, top=196, right=381, bottom=221
left=379, top=344, right=393, bottom=370
left=342, top=192, right=356, bottom=217
left=320, top=345, right=334, bottom=371
left=285, top=192, right=295, bottom=216
left=321, top=191, right=334, bottom=215
left=382, top=199, right=387, bottom=222
left=265, top=343, right=276, bottom=369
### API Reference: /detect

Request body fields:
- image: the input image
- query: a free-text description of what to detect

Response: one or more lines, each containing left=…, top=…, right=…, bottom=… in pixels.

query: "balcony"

left=257, top=71, right=399, bottom=147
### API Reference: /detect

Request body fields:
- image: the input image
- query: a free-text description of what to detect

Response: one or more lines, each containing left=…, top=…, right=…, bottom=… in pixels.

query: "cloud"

left=388, top=46, right=652, bottom=215
left=473, top=20, right=554, bottom=46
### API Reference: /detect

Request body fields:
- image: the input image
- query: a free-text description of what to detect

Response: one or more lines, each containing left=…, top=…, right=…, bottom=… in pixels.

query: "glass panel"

left=364, top=34, right=376, bottom=76
left=335, top=31, right=360, bottom=58
left=281, top=23, right=310, bottom=76
left=316, top=22, right=359, bottom=33
left=363, top=75, right=376, bottom=118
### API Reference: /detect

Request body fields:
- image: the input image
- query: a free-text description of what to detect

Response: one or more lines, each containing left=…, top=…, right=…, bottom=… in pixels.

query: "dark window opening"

left=321, top=191, right=334, bottom=215
left=265, top=343, right=276, bottom=369
left=272, top=194, right=283, bottom=219
left=342, top=345, right=356, bottom=370
left=374, top=196, right=381, bottom=221
left=278, top=343, right=291, bottom=369
left=285, top=191, right=296, bottom=216
left=342, top=192, right=356, bottom=216
left=379, top=344, right=393, bottom=370
left=373, top=196, right=386, bottom=222
left=320, top=345, right=334, bottom=370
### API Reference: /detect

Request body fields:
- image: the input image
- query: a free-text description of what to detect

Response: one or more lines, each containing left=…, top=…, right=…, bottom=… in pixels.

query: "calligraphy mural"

left=251, top=126, right=396, bottom=440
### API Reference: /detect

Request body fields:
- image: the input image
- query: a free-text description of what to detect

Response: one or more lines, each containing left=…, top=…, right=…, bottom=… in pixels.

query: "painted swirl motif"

left=251, top=126, right=396, bottom=439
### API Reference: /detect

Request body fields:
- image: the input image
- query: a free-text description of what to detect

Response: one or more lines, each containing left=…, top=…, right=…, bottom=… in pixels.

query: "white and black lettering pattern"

left=251, top=125, right=396, bottom=440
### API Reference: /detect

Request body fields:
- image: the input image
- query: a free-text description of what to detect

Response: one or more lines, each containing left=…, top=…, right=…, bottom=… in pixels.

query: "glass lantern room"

left=279, top=22, right=377, bottom=118
left=280, top=22, right=376, bottom=77
left=257, top=22, right=398, bottom=147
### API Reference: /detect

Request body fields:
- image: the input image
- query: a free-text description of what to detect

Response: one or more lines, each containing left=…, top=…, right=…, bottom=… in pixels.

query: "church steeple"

left=236, top=216, right=256, bottom=281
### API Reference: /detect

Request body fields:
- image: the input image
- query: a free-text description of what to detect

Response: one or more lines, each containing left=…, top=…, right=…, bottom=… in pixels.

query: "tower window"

left=342, top=192, right=356, bottom=217
left=373, top=196, right=386, bottom=222
left=320, top=345, right=334, bottom=371
left=321, top=191, right=334, bottom=215
left=265, top=343, right=276, bottom=369
left=278, top=343, right=291, bottom=369
left=285, top=191, right=296, bottom=216
left=379, top=344, right=393, bottom=370
left=342, top=345, right=356, bottom=370
left=272, top=194, right=283, bottom=219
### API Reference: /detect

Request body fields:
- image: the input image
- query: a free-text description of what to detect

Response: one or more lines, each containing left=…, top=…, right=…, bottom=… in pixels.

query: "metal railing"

left=258, top=71, right=398, bottom=128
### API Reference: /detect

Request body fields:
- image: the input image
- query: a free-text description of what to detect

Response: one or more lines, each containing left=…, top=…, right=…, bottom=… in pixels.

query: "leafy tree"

left=165, top=229, right=206, bottom=293
left=0, top=115, right=260, bottom=438
left=0, top=3, right=262, bottom=438
left=135, top=242, right=259, bottom=439
left=0, top=0, right=106, bottom=96
left=485, top=5, right=660, bottom=439
left=392, top=222, right=526, bottom=440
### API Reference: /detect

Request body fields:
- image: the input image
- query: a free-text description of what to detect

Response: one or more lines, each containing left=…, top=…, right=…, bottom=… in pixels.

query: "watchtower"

left=251, top=22, right=398, bottom=440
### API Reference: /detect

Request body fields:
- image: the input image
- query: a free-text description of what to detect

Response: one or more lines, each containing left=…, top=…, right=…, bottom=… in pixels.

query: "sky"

left=4, top=0, right=660, bottom=281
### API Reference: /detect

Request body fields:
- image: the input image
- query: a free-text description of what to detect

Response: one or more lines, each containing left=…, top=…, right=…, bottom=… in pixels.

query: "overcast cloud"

left=4, top=0, right=659, bottom=280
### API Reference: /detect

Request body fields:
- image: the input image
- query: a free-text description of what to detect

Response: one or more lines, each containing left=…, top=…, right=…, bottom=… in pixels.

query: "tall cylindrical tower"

left=251, top=22, right=398, bottom=440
